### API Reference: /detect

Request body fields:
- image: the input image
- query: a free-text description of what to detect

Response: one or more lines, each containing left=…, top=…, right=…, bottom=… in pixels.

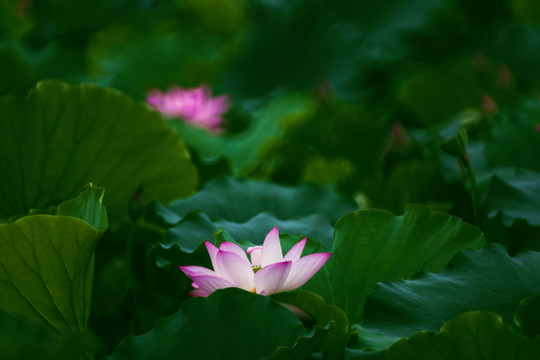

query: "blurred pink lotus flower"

left=180, top=227, right=331, bottom=297
left=146, top=85, right=230, bottom=132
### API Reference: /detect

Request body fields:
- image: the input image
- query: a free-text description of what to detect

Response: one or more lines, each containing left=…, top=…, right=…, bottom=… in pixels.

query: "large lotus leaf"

left=515, top=295, right=540, bottom=339
left=304, top=204, right=485, bottom=324
left=271, top=290, right=349, bottom=359
left=361, top=244, right=540, bottom=345
left=386, top=311, right=540, bottom=360
left=168, top=93, right=314, bottom=173
left=0, top=184, right=106, bottom=334
left=167, top=176, right=356, bottom=223
left=486, top=169, right=540, bottom=227
left=108, top=288, right=306, bottom=360
left=0, top=80, right=197, bottom=221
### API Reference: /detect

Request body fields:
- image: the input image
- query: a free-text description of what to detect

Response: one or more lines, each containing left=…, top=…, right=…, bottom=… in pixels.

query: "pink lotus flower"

left=146, top=85, right=230, bottom=132
left=180, top=227, right=331, bottom=297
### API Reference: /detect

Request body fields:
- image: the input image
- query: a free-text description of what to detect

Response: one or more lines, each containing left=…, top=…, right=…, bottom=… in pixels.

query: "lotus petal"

left=254, top=261, right=292, bottom=295
left=283, top=238, right=306, bottom=262
left=220, top=242, right=250, bottom=264
left=189, top=274, right=235, bottom=295
left=247, top=246, right=263, bottom=267
left=205, top=242, right=220, bottom=272
left=281, top=252, right=331, bottom=292
left=179, top=265, right=214, bottom=277
left=216, top=250, right=255, bottom=291
left=261, top=227, right=283, bottom=267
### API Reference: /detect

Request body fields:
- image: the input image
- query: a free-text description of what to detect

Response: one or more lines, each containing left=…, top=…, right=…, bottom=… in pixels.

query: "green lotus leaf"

left=305, top=204, right=485, bottom=324
left=108, top=288, right=306, bottom=360
left=386, top=311, right=540, bottom=359
left=157, top=176, right=356, bottom=252
left=361, top=244, right=540, bottom=344
left=0, top=184, right=107, bottom=334
left=166, top=176, right=356, bottom=224
left=0, top=80, right=197, bottom=222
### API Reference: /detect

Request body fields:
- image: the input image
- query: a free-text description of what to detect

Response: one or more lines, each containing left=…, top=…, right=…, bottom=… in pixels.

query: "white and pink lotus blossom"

left=180, top=227, right=331, bottom=297
left=146, top=85, right=230, bottom=132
